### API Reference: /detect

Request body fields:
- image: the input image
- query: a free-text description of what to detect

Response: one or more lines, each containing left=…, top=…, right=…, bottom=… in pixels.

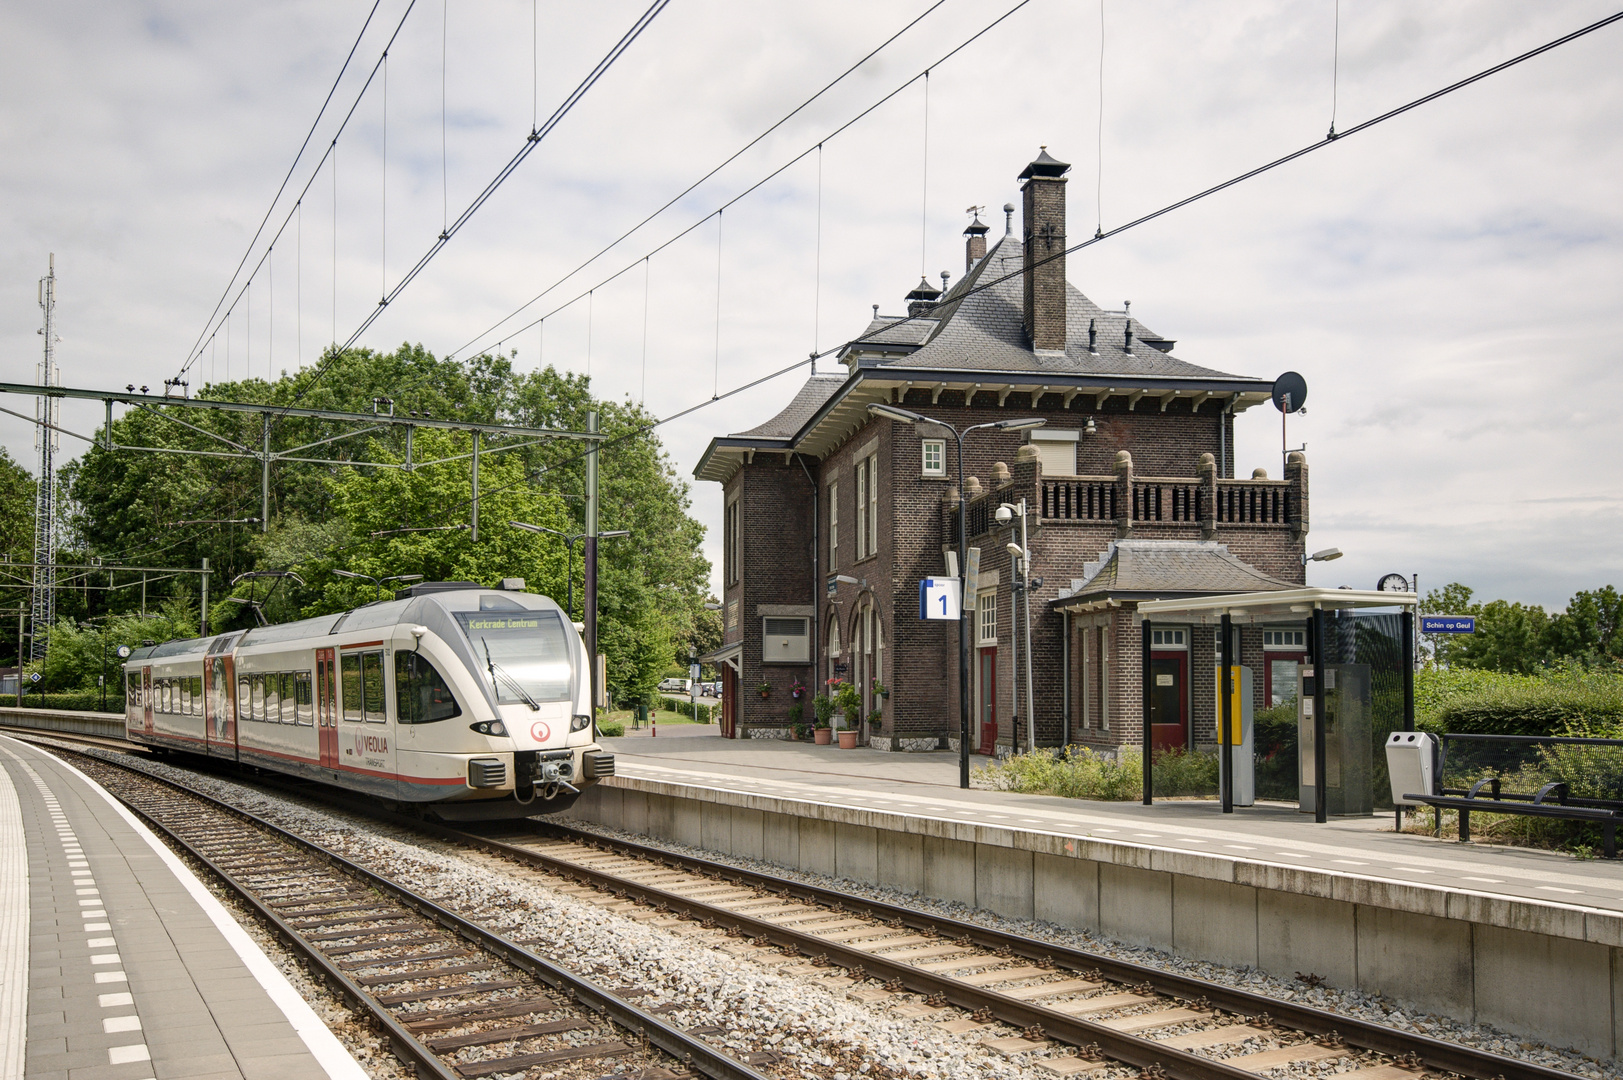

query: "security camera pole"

left=868, top=403, right=1044, bottom=787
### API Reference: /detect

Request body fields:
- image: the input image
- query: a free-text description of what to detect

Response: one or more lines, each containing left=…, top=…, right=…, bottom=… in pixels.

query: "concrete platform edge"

left=566, top=774, right=1622, bottom=1061
left=11, top=736, right=369, bottom=1080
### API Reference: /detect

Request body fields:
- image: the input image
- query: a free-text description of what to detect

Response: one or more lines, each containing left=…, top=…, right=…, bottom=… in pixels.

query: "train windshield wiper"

left=482, top=639, right=540, bottom=711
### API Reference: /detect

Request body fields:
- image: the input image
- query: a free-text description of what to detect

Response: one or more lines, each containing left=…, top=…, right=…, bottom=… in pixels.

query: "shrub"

left=658, top=697, right=714, bottom=723
left=1420, top=667, right=1623, bottom=737
left=10, top=691, right=122, bottom=714
left=974, top=746, right=1220, bottom=802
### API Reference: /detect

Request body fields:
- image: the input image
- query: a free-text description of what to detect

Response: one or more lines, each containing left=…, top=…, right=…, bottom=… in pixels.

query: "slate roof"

left=848, top=236, right=1240, bottom=379
left=734, top=376, right=847, bottom=438
left=1054, top=540, right=1296, bottom=606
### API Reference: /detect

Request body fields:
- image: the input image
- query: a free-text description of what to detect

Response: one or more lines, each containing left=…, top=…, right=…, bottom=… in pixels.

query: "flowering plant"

left=790, top=679, right=806, bottom=699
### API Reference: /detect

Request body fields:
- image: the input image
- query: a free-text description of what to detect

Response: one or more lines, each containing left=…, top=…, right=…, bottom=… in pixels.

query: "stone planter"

left=837, top=730, right=858, bottom=749
left=813, top=727, right=832, bottom=745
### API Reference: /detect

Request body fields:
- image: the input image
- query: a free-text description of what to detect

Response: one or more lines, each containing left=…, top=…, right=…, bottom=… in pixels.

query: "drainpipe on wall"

left=797, top=454, right=820, bottom=692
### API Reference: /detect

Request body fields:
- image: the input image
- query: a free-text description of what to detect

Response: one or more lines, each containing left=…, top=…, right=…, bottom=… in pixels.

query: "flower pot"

left=813, top=728, right=832, bottom=745
left=837, top=730, right=858, bottom=750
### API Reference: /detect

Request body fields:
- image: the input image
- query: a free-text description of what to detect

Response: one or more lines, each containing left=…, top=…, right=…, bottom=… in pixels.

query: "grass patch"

left=974, top=746, right=1218, bottom=801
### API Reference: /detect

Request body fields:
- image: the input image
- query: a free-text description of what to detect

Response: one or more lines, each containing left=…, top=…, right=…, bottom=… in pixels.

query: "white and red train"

left=122, top=581, right=612, bottom=819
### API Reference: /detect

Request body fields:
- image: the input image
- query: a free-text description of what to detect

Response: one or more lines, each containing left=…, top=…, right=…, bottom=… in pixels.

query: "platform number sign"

left=919, top=578, right=962, bottom=621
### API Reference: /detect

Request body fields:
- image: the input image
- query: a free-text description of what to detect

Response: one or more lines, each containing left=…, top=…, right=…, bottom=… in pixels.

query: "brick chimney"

left=1019, top=147, right=1071, bottom=353
left=964, top=212, right=989, bottom=272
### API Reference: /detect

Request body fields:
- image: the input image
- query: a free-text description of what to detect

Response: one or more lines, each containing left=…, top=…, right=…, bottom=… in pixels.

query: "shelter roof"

left=1050, top=540, right=1297, bottom=612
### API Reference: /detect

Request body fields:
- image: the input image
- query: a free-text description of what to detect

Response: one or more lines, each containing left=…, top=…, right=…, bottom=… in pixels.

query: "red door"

left=977, top=647, right=997, bottom=754
left=719, top=667, right=736, bottom=738
left=316, top=648, right=339, bottom=767
left=1149, top=652, right=1189, bottom=751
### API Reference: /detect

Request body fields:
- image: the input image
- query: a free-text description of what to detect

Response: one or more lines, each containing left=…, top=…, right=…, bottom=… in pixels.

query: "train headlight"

left=570, top=714, right=591, bottom=732
left=470, top=720, right=508, bottom=737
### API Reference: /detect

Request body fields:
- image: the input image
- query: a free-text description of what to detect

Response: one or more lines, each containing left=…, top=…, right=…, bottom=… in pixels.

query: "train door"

left=205, top=654, right=237, bottom=758
left=336, top=644, right=396, bottom=794
left=315, top=647, right=338, bottom=769
left=141, top=666, right=154, bottom=735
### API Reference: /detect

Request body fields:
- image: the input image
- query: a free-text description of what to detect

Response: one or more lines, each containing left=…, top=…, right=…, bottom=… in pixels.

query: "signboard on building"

left=963, top=547, right=982, bottom=609
left=919, top=578, right=962, bottom=621
left=1421, top=615, right=1475, bottom=634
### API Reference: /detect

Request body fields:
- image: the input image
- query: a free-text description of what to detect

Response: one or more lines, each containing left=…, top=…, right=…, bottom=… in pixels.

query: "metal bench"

left=1404, top=778, right=1618, bottom=859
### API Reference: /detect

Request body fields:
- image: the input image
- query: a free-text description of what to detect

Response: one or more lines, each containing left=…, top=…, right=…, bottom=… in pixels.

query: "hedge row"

left=658, top=696, right=715, bottom=723
left=1417, top=668, right=1623, bottom=738
left=6, top=691, right=124, bottom=714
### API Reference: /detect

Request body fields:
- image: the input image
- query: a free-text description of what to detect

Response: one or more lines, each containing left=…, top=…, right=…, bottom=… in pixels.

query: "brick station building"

left=695, top=148, right=1309, bottom=754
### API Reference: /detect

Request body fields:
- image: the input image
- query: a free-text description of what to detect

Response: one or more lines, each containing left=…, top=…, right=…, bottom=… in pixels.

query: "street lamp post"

left=867, top=403, right=1045, bottom=788
left=332, top=569, right=425, bottom=602
left=508, top=522, right=630, bottom=620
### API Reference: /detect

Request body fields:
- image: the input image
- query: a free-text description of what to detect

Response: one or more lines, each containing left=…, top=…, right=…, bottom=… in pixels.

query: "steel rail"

left=28, top=733, right=1588, bottom=1080
left=56, top=747, right=772, bottom=1080
left=508, top=821, right=1585, bottom=1080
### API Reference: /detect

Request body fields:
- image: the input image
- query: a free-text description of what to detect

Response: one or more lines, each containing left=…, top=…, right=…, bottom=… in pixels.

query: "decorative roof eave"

left=1051, top=591, right=1232, bottom=614
left=693, top=435, right=793, bottom=484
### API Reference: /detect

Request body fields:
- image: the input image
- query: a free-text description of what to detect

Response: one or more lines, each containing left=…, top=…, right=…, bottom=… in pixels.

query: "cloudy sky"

left=3, top=0, right=1620, bottom=608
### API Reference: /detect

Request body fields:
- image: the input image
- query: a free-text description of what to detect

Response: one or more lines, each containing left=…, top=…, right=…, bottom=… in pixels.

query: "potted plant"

left=787, top=702, right=803, bottom=738
left=757, top=681, right=772, bottom=699
left=811, top=693, right=835, bottom=744
left=832, top=680, right=861, bottom=749
left=790, top=678, right=806, bottom=700
left=872, top=680, right=889, bottom=699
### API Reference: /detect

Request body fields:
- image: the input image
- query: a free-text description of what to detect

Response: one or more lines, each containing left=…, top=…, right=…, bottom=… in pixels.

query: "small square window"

left=922, top=439, right=945, bottom=477
left=1152, top=628, right=1187, bottom=648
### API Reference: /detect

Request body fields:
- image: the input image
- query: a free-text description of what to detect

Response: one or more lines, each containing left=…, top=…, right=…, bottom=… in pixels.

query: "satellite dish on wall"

left=1376, top=573, right=1410, bottom=592
left=1272, top=372, right=1308, bottom=413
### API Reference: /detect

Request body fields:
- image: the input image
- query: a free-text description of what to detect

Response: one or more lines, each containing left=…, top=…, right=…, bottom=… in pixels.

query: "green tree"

left=1545, top=586, right=1623, bottom=666
left=1421, top=582, right=1477, bottom=668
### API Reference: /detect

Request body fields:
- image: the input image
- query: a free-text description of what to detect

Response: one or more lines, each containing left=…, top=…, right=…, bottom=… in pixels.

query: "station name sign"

left=1421, top=615, right=1475, bottom=634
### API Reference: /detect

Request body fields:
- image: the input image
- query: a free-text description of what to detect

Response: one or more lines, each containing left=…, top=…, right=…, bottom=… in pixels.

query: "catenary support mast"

left=31, top=255, right=60, bottom=660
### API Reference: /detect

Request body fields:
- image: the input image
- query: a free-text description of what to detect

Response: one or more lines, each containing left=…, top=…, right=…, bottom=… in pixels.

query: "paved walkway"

left=0, top=734, right=366, bottom=1080
left=600, top=734, right=1623, bottom=915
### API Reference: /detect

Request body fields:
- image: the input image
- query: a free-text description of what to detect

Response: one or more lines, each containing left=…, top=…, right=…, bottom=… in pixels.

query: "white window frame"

left=921, top=439, right=946, bottom=477
left=1151, top=628, right=1187, bottom=649
left=828, top=480, right=838, bottom=571
left=725, top=497, right=741, bottom=585
left=867, top=456, right=879, bottom=557
left=977, top=591, right=997, bottom=646
left=855, top=464, right=868, bottom=560
left=1263, top=629, right=1307, bottom=651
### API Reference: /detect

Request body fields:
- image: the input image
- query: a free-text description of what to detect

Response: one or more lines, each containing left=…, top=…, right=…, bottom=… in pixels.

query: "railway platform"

left=0, top=733, right=368, bottom=1080
left=574, top=734, right=1623, bottom=1060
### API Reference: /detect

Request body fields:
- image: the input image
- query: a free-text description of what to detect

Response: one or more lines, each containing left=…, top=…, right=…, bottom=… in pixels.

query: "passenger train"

left=122, top=580, right=613, bottom=819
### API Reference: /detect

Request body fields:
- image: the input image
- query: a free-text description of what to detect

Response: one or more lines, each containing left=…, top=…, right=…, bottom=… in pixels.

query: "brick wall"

left=731, top=457, right=816, bottom=729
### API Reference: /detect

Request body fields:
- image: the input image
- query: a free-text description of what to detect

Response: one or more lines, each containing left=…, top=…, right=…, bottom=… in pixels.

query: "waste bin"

left=1384, top=730, right=1436, bottom=806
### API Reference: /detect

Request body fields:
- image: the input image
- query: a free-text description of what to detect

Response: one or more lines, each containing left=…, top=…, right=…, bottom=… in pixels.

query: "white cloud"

left=2, top=0, right=1619, bottom=608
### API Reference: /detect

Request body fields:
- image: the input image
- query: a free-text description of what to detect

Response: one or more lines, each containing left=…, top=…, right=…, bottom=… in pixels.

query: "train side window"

left=251, top=675, right=265, bottom=722
left=361, top=651, right=386, bottom=723
left=279, top=673, right=295, bottom=723
left=193, top=676, right=205, bottom=715
left=395, top=652, right=461, bottom=724
left=238, top=677, right=252, bottom=720
left=265, top=674, right=281, bottom=723
left=341, top=653, right=364, bottom=721
left=125, top=672, right=137, bottom=708
left=295, top=672, right=313, bottom=725
left=180, top=680, right=191, bottom=715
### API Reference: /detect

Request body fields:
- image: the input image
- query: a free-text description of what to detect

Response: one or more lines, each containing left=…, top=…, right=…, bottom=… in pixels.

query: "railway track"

left=57, top=748, right=777, bottom=1080
left=25, top=734, right=1592, bottom=1080
left=438, top=821, right=1584, bottom=1080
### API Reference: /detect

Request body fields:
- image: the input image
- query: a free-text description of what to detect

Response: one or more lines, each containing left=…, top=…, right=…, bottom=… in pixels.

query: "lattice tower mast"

left=31, top=254, right=60, bottom=661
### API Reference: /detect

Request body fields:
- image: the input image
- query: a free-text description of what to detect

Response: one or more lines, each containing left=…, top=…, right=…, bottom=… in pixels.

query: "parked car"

left=657, top=677, right=691, bottom=694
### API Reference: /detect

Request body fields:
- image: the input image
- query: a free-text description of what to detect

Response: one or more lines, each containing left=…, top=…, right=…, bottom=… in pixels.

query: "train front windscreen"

left=454, top=610, right=575, bottom=705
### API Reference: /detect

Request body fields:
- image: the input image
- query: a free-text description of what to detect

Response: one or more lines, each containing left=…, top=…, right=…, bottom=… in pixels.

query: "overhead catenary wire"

left=451, top=0, right=1038, bottom=364
left=1329, top=0, right=1341, bottom=138
left=180, top=0, right=385, bottom=372
left=421, top=0, right=1623, bottom=530
left=180, top=1, right=417, bottom=379
left=452, top=0, right=952, bottom=360
left=1096, top=0, right=1105, bottom=238
left=271, top=0, right=671, bottom=423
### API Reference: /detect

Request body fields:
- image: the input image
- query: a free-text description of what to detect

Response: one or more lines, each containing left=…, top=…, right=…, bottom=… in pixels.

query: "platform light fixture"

left=1302, top=547, right=1344, bottom=565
